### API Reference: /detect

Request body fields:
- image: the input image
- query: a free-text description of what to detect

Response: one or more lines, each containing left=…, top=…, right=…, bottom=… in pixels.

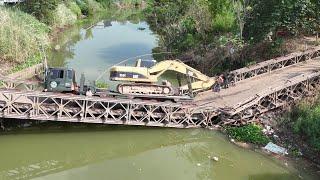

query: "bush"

left=226, top=124, right=270, bottom=145
left=0, top=7, right=49, bottom=64
left=21, top=0, right=59, bottom=24
left=48, top=3, right=77, bottom=28
left=212, top=10, right=236, bottom=32
left=66, top=1, right=82, bottom=17
left=77, top=0, right=103, bottom=16
left=289, top=101, right=320, bottom=151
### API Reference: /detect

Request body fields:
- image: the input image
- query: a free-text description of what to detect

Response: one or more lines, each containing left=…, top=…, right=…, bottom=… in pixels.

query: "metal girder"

left=221, top=72, right=320, bottom=125
left=228, top=47, right=320, bottom=84
left=0, top=90, right=215, bottom=128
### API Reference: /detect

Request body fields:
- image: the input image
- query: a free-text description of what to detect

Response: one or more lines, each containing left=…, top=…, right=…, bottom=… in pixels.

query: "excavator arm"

left=148, top=60, right=216, bottom=92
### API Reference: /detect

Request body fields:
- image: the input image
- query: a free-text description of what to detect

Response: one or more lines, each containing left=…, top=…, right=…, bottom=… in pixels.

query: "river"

left=0, top=15, right=317, bottom=180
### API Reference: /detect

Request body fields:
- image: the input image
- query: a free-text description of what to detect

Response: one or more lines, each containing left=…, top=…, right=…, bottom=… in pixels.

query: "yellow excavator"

left=109, top=59, right=216, bottom=97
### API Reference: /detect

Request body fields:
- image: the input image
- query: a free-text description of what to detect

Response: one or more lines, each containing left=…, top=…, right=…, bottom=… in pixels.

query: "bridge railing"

left=228, top=46, right=320, bottom=84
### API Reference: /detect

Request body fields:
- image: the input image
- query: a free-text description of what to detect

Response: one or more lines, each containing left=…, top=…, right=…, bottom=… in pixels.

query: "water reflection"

left=48, top=20, right=157, bottom=89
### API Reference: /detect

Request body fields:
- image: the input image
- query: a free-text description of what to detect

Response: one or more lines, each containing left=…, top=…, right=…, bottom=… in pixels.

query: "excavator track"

left=117, top=83, right=175, bottom=96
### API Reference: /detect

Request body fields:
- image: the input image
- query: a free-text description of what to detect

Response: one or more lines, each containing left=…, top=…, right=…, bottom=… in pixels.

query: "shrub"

left=212, top=9, right=236, bottom=32
left=0, top=7, right=49, bottom=64
left=77, top=0, right=103, bottom=16
left=290, top=101, right=320, bottom=151
left=48, top=3, right=77, bottom=28
left=226, top=124, right=270, bottom=145
left=66, top=1, right=82, bottom=17
left=21, top=0, right=59, bottom=24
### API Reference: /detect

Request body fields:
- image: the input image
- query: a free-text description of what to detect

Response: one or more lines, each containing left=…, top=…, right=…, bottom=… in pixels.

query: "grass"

left=0, top=7, right=49, bottom=66
left=284, top=99, right=320, bottom=151
left=48, top=3, right=77, bottom=28
left=226, top=124, right=270, bottom=145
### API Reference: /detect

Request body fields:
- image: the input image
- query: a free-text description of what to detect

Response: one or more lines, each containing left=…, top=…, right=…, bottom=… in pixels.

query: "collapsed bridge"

left=1, top=47, right=320, bottom=128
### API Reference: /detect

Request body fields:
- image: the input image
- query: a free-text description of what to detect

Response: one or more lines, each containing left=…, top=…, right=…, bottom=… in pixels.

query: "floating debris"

left=212, top=157, right=219, bottom=162
left=138, top=27, right=146, bottom=31
left=263, top=142, right=288, bottom=155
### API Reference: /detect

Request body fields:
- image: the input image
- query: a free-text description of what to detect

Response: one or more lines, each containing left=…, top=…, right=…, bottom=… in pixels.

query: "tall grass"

left=0, top=7, right=49, bottom=64
left=287, top=100, right=320, bottom=151
left=48, top=3, right=77, bottom=28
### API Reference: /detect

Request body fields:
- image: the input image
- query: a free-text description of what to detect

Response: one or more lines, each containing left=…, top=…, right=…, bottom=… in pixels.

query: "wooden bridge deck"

left=195, top=58, right=320, bottom=109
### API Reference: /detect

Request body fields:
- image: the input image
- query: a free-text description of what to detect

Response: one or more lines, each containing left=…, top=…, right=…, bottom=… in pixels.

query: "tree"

left=22, top=0, right=60, bottom=23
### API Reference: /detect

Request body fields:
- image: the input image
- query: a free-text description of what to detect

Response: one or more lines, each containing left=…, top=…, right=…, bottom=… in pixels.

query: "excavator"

left=109, top=59, right=217, bottom=98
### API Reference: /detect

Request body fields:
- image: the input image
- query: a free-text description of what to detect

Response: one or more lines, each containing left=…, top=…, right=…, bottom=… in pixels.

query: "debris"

left=212, top=157, right=219, bottom=162
left=197, top=163, right=201, bottom=167
left=263, top=142, right=288, bottom=155
left=230, top=138, right=235, bottom=143
left=262, top=125, right=274, bottom=135
left=208, top=155, right=219, bottom=162
left=138, top=27, right=146, bottom=31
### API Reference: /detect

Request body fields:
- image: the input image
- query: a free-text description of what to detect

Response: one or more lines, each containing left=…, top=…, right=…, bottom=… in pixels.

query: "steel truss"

left=229, top=47, right=320, bottom=84
left=221, top=71, right=320, bottom=125
left=0, top=90, right=216, bottom=128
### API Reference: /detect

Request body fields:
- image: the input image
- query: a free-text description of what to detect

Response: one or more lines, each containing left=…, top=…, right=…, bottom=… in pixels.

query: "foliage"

left=226, top=124, right=270, bottom=145
left=0, top=7, right=49, bottom=64
left=286, top=100, right=320, bottom=151
left=66, top=1, right=82, bottom=17
left=77, top=0, right=103, bottom=16
left=21, top=0, right=60, bottom=24
left=212, top=9, right=235, bottom=33
left=48, top=3, right=77, bottom=28
left=245, top=0, right=320, bottom=42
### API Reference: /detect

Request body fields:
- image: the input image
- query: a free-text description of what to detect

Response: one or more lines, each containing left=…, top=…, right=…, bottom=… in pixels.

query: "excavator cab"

left=135, top=59, right=156, bottom=68
left=44, top=68, right=77, bottom=92
left=110, top=59, right=157, bottom=82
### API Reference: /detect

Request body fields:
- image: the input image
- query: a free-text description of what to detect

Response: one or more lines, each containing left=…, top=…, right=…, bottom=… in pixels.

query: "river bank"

left=0, top=0, right=146, bottom=75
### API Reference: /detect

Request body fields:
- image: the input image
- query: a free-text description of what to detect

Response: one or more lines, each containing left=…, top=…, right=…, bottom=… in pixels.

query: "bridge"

left=0, top=47, right=320, bottom=128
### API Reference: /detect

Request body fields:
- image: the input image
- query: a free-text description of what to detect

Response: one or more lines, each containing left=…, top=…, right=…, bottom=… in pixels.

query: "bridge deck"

left=195, top=58, right=320, bottom=111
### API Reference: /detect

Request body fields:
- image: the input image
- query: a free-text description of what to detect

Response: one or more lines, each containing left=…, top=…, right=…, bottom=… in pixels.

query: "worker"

left=222, top=72, right=229, bottom=89
left=213, top=74, right=224, bottom=92
left=86, top=88, right=93, bottom=96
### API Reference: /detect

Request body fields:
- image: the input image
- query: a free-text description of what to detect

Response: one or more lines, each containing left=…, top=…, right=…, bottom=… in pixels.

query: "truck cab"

left=44, top=68, right=77, bottom=92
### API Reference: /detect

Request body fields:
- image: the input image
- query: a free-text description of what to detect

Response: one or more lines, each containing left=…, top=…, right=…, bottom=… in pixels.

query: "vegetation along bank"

left=0, top=0, right=146, bottom=74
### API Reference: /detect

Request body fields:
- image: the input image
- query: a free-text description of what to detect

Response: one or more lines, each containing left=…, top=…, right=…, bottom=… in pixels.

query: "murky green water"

left=1, top=16, right=317, bottom=180
left=0, top=128, right=308, bottom=180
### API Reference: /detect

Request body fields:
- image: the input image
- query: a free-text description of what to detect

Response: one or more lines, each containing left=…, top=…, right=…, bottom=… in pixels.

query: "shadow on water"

left=248, top=173, right=299, bottom=180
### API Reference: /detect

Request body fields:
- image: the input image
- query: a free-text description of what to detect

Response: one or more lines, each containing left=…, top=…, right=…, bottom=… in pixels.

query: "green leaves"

left=226, top=124, right=270, bottom=145
left=245, top=0, right=319, bottom=42
left=290, top=101, right=320, bottom=151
